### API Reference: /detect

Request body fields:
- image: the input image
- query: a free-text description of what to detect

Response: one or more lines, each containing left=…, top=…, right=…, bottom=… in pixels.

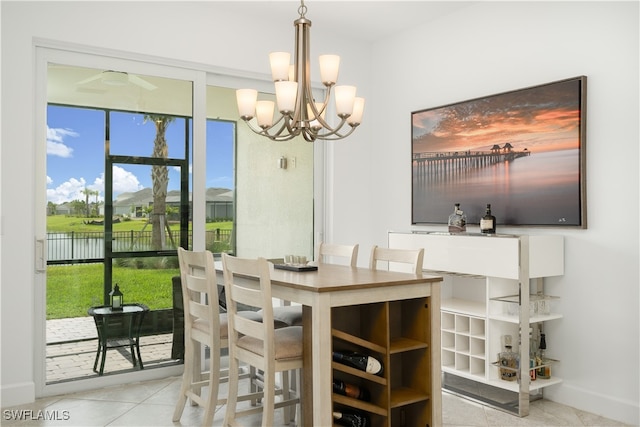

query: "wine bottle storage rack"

left=389, top=231, right=565, bottom=417
left=331, top=297, right=434, bottom=427
left=441, top=311, right=486, bottom=378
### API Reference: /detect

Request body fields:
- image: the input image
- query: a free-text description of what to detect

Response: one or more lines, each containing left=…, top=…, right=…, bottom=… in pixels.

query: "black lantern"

left=110, top=284, right=123, bottom=311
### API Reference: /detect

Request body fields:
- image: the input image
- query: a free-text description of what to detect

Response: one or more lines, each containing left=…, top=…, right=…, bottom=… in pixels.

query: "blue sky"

left=46, top=105, right=234, bottom=205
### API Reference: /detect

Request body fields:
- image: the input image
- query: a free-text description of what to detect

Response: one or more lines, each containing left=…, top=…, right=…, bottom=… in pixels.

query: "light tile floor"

left=2, top=375, right=631, bottom=427
left=18, top=318, right=630, bottom=426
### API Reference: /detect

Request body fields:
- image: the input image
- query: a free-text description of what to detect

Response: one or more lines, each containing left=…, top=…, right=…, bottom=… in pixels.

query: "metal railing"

left=47, top=229, right=232, bottom=263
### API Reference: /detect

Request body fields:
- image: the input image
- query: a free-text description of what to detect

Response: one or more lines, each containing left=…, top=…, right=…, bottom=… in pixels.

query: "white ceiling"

left=47, top=1, right=477, bottom=112
left=213, top=1, right=477, bottom=43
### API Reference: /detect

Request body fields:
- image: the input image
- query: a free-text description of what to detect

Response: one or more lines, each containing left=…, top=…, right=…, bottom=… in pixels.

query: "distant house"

left=113, top=188, right=153, bottom=217
left=113, top=187, right=233, bottom=220
left=54, top=202, right=73, bottom=216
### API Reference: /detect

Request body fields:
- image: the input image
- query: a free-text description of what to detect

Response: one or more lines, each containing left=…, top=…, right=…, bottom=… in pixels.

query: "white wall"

left=361, top=2, right=638, bottom=424
left=1, top=1, right=638, bottom=425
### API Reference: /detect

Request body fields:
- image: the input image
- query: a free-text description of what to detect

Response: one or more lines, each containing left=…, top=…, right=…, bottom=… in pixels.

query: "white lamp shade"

left=334, top=85, right=357, bottom=117
left=275, top=81, right=298, bottom=114
left=347, top=97, right=365, bottom=125
left=236, top=89, right=257, bottom=119
left=269, top=52, right=291, bottom=81
left=319, top=55, right=340, bottom=85
left=256, top=100, right=275, bottom=128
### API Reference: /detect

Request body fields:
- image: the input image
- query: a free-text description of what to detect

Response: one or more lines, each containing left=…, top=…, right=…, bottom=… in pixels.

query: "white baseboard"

left=1, top=381, right=35, bottom=408
left=545, top=383, right=639, bottom=426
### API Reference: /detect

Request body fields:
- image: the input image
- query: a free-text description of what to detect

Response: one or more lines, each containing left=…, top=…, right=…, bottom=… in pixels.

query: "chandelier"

left=236, top=0, right=364, bottom=142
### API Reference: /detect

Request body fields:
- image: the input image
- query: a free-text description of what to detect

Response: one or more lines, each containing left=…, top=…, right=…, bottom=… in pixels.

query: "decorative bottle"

left=333, top=378, right=370, bottom=401
left=332, top=351, right=383, bottom=375
left=448, top=203, right=467, bottom=233
left=499, top=335, right=518, bottom=381
left=333, top=411, right=370, bottom=427
left=480, top=203, right=497, bottom=234
left=536, top=333, right=551, bottom=379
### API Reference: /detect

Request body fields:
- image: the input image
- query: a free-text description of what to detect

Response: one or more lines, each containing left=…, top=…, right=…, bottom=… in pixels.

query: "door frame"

left=35, top=43, right=206, bottom=397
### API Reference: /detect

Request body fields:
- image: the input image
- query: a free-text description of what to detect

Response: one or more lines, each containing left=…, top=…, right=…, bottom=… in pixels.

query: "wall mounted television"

left=411, top=76, right=587, bottom=228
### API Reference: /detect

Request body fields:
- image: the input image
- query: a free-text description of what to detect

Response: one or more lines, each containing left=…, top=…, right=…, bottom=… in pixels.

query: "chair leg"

left=281, top=370, right=291, bottom=423
left=191, top=342, right=203, bottom=406
left=295, top=368, right=301, bottom=425
left=262, top=368, right=275, bottom=427
left=223, top=355, right=241, bottom=427
left=202, top=344, right=222, bottom=427
left=172, top=339, right=194, bottom=422
left=250, top=366, right=260, bottom=406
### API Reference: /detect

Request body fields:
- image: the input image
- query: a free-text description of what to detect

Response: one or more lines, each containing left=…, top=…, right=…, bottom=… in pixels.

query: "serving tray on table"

left=274, top=264, right=318, bottom=272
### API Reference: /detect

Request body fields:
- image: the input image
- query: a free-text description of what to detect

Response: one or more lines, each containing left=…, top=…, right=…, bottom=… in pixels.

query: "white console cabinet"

left=388, top=231, right=564, bottom=417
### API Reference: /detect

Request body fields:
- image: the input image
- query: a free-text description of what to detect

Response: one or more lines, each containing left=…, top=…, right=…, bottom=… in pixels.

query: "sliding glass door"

left=36, top=47, right=315, bottom=395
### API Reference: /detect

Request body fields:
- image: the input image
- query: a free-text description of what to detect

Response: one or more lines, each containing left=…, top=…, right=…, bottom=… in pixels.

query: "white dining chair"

left=369, top=245, right=425, bottom=274
left=172, top=248, right=258, bottom=426
left=222, top=253, right=302, bottom=427
left=312, top=241, right=359, bottom=267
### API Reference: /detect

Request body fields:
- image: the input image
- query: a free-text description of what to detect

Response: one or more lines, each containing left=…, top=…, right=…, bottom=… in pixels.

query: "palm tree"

left=144, top=114, right=175, bottom=250
left=47, top=201, right=57, bottom=216
left=81, top=187, right=92, bottom=217
left=70, top=199, right=85, bottom=216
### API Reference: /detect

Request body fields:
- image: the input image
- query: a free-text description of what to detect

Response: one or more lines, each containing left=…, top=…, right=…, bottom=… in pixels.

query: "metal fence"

left=47, top=229, right=232, bottom=262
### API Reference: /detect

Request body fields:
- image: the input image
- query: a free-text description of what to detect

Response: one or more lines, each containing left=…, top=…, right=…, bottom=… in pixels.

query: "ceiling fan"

left=76, top=70, right=157, bottom=91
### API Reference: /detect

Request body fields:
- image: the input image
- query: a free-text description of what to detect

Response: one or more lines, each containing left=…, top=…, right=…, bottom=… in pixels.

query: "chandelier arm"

left=315, top=124, right=358, bottom=141
left=306, top=85, right=332, bottom=120
left=313, top=116, right=350, bottom=138
left=242, top=115, right=301, bottom=141
left=242, top=112, right=285, bottom=135
left=263, top=116, right=303, bottom=141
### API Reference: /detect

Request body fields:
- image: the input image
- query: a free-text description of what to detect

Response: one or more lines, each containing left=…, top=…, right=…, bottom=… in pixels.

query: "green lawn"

left=47, top=262, right=179, bottom=319
left=47, top=215, right=232, bottom=233
left=46, top=215, right=232, bottom=319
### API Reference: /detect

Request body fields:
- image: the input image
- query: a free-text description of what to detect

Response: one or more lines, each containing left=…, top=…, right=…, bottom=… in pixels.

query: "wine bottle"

left=448, top=203, right=467, bottom=233
left=332, top=351, right=383, bottom=375
left=333, top=411, right=370, bottom=427
left=480, top=203, right=497, bottom=234
left=333, top=378, right=370, bottom=401
left=537, top=333, right=551, bottom=379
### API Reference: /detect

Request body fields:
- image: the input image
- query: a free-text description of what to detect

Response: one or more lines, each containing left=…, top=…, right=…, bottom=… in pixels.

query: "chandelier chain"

left=298, top=0, right=307, bottom=18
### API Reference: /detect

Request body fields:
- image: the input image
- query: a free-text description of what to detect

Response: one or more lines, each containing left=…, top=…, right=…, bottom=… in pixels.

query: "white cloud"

left=112, top=166, right=144, bottom=194
left=46, top=177, right=87, bottom=204
left=46, top=166, right=144, bottom=204
left=47, top=126, right=77, bottom=158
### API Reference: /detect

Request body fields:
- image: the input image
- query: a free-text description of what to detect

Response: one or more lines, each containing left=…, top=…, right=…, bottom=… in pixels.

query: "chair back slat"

left=222, top=254, right=275, bottom=354
left=185, top=274, right=208, bottom=294
left=369, top=246, right=425, bottom=274
left=314, top=242, right=359, bottom=267
left=178, top=247, right=220, bottom=330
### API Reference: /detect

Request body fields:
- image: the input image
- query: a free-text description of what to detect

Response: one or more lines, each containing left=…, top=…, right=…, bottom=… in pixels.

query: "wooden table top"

left=267, top=263, right=441, bottom=293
